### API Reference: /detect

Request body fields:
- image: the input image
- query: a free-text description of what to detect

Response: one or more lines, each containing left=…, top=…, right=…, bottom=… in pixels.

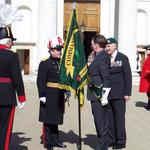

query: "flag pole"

left=77, top=89, right=82, bottom=150
left=72, top=3, right=82, bottom=149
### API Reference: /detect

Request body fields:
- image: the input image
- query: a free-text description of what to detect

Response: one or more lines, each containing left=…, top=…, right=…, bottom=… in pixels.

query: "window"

left=137, top=10, right=148, bottom=45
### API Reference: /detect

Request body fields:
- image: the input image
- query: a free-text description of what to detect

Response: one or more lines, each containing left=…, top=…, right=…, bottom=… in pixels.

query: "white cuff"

left=102, top=87, right=111, bottom=99
left=18, top=102, right=25, bottom=109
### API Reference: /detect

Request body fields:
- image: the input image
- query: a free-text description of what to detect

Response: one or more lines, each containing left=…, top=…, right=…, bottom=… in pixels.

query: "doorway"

left=83, top=31, right=97, bottom=60
left=17, top=49, right=30, bottom=75
left=64, top=0, right=100, bottom=61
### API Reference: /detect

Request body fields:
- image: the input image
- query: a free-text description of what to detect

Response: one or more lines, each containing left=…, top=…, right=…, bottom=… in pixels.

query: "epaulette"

left=40, top=57, right=49, bottom=62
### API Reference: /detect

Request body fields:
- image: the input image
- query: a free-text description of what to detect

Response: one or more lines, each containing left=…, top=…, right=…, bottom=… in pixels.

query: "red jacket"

left=139, top=55, right=150, bottom=93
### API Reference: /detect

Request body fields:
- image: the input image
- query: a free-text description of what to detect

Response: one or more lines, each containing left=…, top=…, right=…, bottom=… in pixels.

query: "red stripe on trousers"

left=42, top=124, right=46, bottom=147
left=0, top=77, right=12, bottom=83
left=4, top=106, right=15, bottom=150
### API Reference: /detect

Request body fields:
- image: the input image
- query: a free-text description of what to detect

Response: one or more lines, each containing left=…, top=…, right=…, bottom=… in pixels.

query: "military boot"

left=145, top=100, right=150, bottom=110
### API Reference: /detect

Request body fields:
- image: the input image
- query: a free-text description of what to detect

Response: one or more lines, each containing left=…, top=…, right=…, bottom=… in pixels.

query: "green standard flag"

left=60, top=9, right=88, bottom=106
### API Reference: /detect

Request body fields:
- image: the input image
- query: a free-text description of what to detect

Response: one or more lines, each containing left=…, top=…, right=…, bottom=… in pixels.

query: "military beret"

left=107, top=38, right=117, bottom=44
left=143, top=45, right=150, bottom=50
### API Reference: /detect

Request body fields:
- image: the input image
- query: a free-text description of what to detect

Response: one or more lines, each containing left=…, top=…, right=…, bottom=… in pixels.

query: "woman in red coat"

left=139, top=45, right=150, bottom=110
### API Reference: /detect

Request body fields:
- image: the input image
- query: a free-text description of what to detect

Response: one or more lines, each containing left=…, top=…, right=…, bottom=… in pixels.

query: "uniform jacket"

left=139, top=55, right=150, bottom=93
left=87, top=50, right=111, bottom=101
left=0, top=48, right=26, bottom=105
left=37, top=56, right=65, bottom=125
left=108, top=52, right=132, bottom=99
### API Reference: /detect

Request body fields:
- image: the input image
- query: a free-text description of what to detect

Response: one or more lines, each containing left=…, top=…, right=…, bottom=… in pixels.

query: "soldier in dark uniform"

left=87, top=35, right=111, bottom=150
left=106, top=38, right=132, bottom=150
left=0, top=27, right=26, bottom=150
left=37, top=36, right=67, bottom=150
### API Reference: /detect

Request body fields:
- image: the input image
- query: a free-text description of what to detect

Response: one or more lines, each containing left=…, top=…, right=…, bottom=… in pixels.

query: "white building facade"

left=7, top=0, right=150, bottom=75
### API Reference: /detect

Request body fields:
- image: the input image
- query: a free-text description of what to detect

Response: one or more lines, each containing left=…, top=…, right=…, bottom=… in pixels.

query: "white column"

left=100, top=0, right=115, bottom=38
left=118, top=0, right=137, bottom=74
left=56, top=0, right=64, bottom=38
left=37, top=0, right=57, bottom=62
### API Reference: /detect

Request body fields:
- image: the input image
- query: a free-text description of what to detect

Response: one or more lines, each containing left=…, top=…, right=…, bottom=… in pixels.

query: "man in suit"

left=0, top=27, right=26, bottom=149
left=87, top=35, right=111, bottom=150
left=106, top=38, right=132, bottom=149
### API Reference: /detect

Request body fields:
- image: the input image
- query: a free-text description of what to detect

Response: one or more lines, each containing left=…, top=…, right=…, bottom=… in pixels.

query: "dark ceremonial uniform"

left=0, top=47, right=26, bottom=150
left=37, top=56, right=65, bottom=149
left=87, top=50, right=111, bottom=150
left=108, top=52, right=132, bottom=148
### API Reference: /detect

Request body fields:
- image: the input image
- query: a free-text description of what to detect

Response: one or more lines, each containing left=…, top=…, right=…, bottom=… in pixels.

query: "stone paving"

left=10, top=77, right=150, bottom=150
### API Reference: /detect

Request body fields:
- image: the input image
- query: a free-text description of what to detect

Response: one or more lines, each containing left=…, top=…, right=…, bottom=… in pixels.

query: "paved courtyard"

left=10, top=78, right=150, bottom=150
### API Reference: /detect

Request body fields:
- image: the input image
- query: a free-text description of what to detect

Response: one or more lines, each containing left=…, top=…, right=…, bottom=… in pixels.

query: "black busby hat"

left=0, top=27, right=16, bottom=41
left=107, top=38, right=117, bottom=44
left=143, top=45, right=150, bottom=51
left=0, top=2, right=23, bottom=42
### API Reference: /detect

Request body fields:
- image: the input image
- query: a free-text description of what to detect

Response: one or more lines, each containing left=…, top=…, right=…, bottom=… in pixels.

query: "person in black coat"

left=87, top=35, right=111, bottom=150
left=106, top=38, right=132, bottom=150
left=0, top=27, right=26, bottom=150
left=37, top=36, right=68, bottom=150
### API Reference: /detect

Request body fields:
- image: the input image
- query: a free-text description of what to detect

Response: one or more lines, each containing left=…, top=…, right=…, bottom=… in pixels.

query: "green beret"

left=107, top=38, right=117, bottom=44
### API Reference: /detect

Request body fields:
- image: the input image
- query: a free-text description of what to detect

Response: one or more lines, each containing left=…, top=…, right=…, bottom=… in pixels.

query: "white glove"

left=18, top=102, right=25, bottom=109
left=101, top=87, right=111, bottom=106
left=40, top=97, right=46, bottom=104
left=65, top=91, right=71, bottom=98
left=101, top=98, right=108, bottom=106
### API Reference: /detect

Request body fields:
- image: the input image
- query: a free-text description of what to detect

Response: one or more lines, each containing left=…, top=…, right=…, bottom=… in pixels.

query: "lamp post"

left=80, top=21, right=85, bottom=42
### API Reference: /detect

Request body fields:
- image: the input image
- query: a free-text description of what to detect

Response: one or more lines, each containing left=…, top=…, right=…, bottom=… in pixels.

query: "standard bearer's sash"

left=88, top=83, right=103, bottom=99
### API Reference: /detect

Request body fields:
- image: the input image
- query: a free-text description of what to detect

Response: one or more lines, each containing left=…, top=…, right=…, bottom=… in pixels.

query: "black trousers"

left=0, top=105, right=15, bottom=150
left=108, top=99, right=126, bottom=145
left=91, top=101, right=109, bottom=150
left=42, top=123, right=61, bottom=148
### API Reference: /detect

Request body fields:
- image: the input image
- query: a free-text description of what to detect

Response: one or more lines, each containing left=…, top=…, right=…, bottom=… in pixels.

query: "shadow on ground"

left=135, top=101, right=147, bottom=108
left=60, top=130, right=97, bottom=150
left=10, top=132, right=32, bottom=150
left=60, top=130, right=78, bottom=147
left=82, top=134, right=98, bottom=149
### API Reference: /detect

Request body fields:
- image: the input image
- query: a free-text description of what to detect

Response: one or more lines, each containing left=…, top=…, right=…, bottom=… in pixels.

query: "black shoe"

left=109, top=143, right=116, bottom=147
left=144, top=105, right=150, bottom=110
left=47, top=148, right=53, bottom=150
left=112, top=144, right=126, bottom=149
left=45, top=146, right=54, bottom=150
left=55, top=142, right=67, bottom=148
left=45, top=147, right=53, bottom=150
